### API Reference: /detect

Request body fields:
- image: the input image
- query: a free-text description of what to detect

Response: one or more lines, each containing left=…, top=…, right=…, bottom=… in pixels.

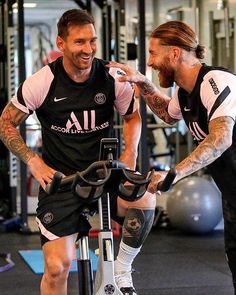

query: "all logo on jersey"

left=51, top=110, right=109, bottom=134
left=189, top=122, right=207, bottom=142
left=66, top=111, right=95, bottom=130
left=94, top=93, right=106, bottom=104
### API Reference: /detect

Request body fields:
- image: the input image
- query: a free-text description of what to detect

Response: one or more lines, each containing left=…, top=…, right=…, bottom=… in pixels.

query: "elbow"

left=165, top=116, right=178, bottom=125
left=222, top=128, right=233, bottom=150
left=217, top=135, right=232, bottom=156
left=225, top=136, right=233, bottom=150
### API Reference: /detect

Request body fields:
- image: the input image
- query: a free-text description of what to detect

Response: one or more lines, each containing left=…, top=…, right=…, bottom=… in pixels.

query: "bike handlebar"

left=45, top=161, right=111, bottom=195
left=45, top=161, right=176, bottom=202
left=158, top=168, right=177, bottom=192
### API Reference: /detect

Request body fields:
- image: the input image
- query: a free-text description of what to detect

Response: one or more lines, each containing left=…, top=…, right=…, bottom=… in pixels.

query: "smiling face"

left=56, top=23, right=97, bottom=72
left=147, top=38, right=175, bottom=88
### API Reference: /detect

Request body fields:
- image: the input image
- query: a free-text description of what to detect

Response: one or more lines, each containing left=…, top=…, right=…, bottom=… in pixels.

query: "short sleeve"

left=201, top=70, right=236, bottom=122
left=168, top=86, right=183, bottom=120
left=11, top=65, right=54, bottom=114
left=108, top=67, right=136, bottom=116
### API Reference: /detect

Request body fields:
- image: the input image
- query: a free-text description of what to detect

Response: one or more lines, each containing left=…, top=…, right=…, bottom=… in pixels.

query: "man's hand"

left=106, top=61, right=145, bottom=84
left=27, top=154, right=57, bottom=190
left=147, top=170, right=168, bottom=194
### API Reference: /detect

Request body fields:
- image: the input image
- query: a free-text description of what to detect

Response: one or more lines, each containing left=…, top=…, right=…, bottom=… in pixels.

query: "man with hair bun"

left=108, top=20, right=236, bottom=294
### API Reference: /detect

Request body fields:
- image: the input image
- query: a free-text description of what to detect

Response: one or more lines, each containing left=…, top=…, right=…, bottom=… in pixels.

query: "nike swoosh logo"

left=54, top=97, right=68, bottom=102
left=184, top=106, right=191, bottom=111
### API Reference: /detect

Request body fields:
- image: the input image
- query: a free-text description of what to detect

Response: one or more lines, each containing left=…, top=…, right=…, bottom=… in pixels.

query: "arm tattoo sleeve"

left=0, top=102, right=35, bottom=163
left=136, top=77, right=177, bottom=124
left=175, top=116, right=234, bottom=181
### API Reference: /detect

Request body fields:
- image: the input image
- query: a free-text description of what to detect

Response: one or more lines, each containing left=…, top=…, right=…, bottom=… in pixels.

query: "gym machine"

left=46, top=138, right=176, bottom=295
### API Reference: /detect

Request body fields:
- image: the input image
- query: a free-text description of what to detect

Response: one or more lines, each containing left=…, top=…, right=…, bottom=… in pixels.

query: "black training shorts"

left=36, top=187, right=124, bottom=246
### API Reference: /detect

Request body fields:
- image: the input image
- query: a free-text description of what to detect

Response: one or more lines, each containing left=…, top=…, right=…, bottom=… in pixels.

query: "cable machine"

left=0, top=0, right=30, bottom=233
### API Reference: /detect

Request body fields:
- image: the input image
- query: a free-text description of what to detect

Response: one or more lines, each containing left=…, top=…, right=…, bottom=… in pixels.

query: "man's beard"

left=158, top=60, right=175, bottom=88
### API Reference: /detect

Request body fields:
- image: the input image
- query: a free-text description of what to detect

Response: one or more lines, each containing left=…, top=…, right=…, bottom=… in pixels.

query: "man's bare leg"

left=41, top=233, right=78, bottom=295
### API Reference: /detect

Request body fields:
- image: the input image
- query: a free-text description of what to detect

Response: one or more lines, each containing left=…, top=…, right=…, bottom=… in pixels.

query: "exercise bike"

left=46, top=138, right=176, bottom=295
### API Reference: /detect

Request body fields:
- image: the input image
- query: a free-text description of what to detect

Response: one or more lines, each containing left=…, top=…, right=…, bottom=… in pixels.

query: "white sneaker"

left=115, top=269, right=137, bottom=295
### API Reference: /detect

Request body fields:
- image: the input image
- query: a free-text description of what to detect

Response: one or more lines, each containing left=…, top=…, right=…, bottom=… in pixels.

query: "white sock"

left=115, top=240, right=141, bottom=273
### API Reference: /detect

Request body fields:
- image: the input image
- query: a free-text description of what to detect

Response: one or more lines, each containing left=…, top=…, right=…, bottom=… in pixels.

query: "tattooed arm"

left=0, top=102, right=56, bottom=189
left=147, top=116, right=234, bottom=193
left=106, top=61, right=177, bottom=124
left=136, top=77, right=177, bottom=124
left=174, top=116, right=234, bottom=181
left=0, top=102, right=34, bottom=162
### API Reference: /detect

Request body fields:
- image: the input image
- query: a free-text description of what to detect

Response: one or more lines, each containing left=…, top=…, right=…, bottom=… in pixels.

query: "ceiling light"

left=13, top=3, right=37, bottom=8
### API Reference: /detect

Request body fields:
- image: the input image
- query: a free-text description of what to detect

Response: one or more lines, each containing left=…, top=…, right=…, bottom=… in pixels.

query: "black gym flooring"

left=0, top=227, right=234, bottom=295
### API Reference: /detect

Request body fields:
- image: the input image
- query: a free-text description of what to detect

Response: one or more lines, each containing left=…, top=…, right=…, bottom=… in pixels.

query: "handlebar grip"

left=159, top=168, right=176, bottom=192
left=45, top=172, right=63, bottom=195
left=80, top=161, right=108, bottom=177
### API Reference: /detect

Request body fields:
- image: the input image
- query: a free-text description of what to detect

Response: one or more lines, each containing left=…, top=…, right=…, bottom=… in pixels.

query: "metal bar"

left=79, top=237, right=90, bottom=260
left=224, top=6, right=230, bottom=63
left=73, top=0, right=86, bottom=9
left=86, top=0, right=91, bottom=12
left=92, top=0, right=104, bottom=9
left=137, top=0, right=149, bottom=174
left=208, top=11, right=215, bottom=61
left=114, top=0, right=124, bottom=154
left=102, top=3, right=112, bottom=60
left=0, top=1, right=5, bottom=89
left=17, top=0, right=30, bottom=232
left=192, top=0, right=199, bottom=36
left=7, top=24, right=17, bottom=215
left=113, top=123, right=177, bottom=129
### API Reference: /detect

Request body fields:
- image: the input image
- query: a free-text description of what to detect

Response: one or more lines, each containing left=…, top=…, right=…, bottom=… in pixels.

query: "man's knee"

left=44, top=255, right=71, bottom=281
left=134, top=191, right=156, bottom=208
left=118, top=192, right=156, bottom=214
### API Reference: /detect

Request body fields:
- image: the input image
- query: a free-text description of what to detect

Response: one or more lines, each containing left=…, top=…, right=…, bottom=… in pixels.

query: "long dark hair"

left=151, top=20, right=206, bottom=59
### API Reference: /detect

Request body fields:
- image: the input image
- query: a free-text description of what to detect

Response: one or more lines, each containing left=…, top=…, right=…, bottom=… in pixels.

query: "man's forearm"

left=175, top=140, right=223, bottom=181
left=107, top=62, right=176, bottom=124
left=175, top=116, right=233, bottom=182
left=123, top=121, right=140, bottom=156
left=121, top=111, right=142, bottom=169
left=136, top=76, right=176, bottom=124
left=0, top=119, right=35, bottom=164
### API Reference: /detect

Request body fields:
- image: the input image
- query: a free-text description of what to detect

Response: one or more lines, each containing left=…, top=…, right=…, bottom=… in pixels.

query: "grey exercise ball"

left=166, top=176, right=222, bottom=234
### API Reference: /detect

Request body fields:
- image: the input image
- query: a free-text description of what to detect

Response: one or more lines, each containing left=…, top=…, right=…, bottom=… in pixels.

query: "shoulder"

left=25, top=65, right=54, bottom=86
left=201, top=67, right=236, bottom=98
left=15, top=65, right=54, bottom=111
left=94, top=58, right=126, bottom=79
left=202, top=66, right=236, bottom=85
left=198, top=66, right=236, bottom=120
